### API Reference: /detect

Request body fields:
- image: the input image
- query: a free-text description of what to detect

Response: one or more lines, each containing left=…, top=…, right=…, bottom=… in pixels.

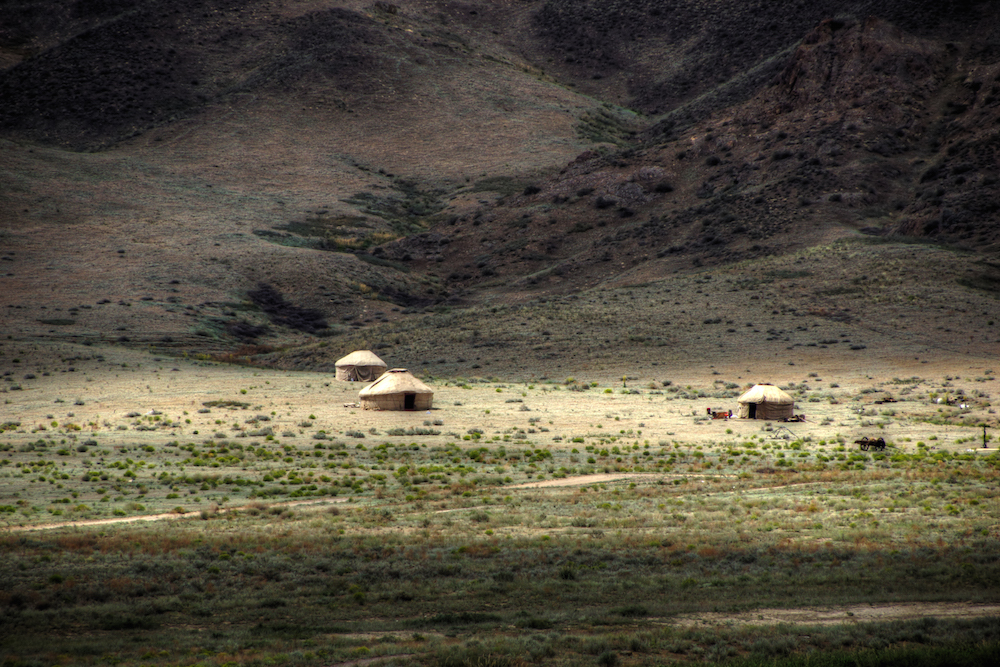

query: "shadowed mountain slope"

left=382, top=13, right=1000, bottom=305
left=3, top=1, right=993, bottom=150
left=1, top=1, right=467, bottom=150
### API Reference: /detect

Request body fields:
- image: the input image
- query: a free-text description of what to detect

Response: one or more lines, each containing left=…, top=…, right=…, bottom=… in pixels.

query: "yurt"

left=736, top=384, right=795, bottom=420
left=335, top=350, right=387, bottom=381
left=359, top=369, right=433, bottom=411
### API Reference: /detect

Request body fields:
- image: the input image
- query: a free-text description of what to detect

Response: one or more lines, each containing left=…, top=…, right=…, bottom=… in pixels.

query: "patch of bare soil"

left=509, top=472, right=721, bottom=489
left=673, top=603, right=1000, bottom=628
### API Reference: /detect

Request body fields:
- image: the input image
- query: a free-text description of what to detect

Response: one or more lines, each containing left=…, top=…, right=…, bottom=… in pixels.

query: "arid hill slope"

left=386, top=14, right=1000, bottom=303
left=0, top=1, right=998, bottom=365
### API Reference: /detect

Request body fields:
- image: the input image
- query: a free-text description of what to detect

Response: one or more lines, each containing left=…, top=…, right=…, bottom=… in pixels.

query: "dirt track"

left=5, top=476, right=676, bottom=530
left=674, top=602, right=1000, bottom=628
left=509, top=472, right=708, bottom=489
left=4, top=497, right=347, bottom=532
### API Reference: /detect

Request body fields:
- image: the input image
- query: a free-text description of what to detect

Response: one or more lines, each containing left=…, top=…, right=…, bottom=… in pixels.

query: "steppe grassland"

left=1, top=340, right=998, bottom=525
left=1, top=342, right=1000, bottom=667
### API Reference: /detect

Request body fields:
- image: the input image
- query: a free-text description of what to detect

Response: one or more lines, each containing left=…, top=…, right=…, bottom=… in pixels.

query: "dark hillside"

left=0, top=0, right=141, bottom=61
left=526, top=0, right=986, bottom=121
left=383, top=12, right=1000, bottom=302
left=0, top=1, right=410, bottom=149
left=3, top=1, right=992, bottom=151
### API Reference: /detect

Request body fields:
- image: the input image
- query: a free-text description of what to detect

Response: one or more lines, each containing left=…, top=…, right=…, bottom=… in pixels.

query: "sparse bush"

left=597, top=651, right=620, bottom=667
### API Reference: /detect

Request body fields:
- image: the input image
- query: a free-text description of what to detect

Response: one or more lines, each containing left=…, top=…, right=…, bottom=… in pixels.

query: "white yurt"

left=359, top=369, right=433, bottom=411
left=335, top=350, right=387, bottom=382
left=736, top=384, right=795, bottom=420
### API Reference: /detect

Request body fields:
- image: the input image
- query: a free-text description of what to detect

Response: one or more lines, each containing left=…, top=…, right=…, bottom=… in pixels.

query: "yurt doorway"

left=404, top=393, right=416, bottom=410
left=748, top=403, right=757, bottom=419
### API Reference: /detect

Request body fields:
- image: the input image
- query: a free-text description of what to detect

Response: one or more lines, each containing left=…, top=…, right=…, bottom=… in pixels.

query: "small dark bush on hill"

left=247, top=283, right=328, bottom=334
left=226, top=321, right=270, bottom=341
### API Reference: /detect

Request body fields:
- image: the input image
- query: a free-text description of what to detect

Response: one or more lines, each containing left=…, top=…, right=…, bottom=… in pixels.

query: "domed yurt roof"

left=737, top=384, right=794, bottom=405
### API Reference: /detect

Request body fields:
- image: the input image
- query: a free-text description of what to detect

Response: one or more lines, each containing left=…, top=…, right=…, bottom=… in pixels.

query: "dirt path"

left=4, top=497, right=348, bottom=532
left=3, top=475, right=732, bottom=531
left=508, top=472, right=725, bottom=489
left=673, top=602, right=1000, bottom=627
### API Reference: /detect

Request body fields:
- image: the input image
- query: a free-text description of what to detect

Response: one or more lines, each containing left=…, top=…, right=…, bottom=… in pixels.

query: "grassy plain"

left=2, top=340, right=999, bottom=666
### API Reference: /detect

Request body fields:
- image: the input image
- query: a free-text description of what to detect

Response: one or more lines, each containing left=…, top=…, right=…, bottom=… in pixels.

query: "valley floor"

left=1, top=340, right=998, bottom=666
